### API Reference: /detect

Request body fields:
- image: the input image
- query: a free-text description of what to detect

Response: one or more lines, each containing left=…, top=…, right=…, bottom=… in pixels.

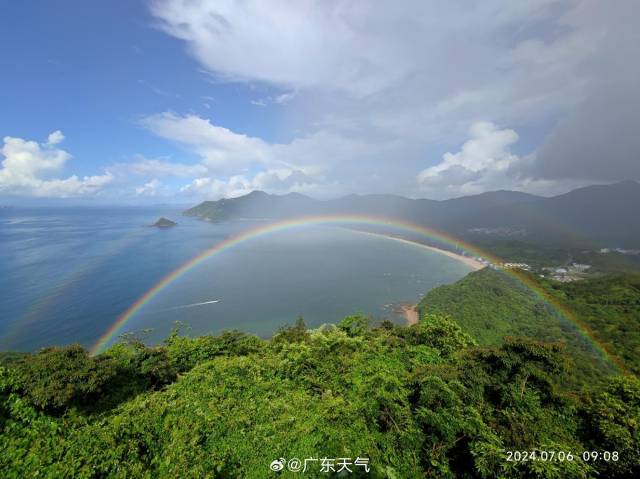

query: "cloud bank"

left=143, top=0, right=639, bottom=199
left=0, top=133, right=113, bottom=198
left=4, top=1, right=637, bottom=200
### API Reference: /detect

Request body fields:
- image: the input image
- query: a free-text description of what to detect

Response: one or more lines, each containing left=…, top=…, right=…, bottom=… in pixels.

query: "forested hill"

left=2, top=315, right=639, bottom=477
left=419, top=268, right=562, bottom=346
left=419, top=268, right=640, bottom=376
left=549, top=273, right=640, bottom=375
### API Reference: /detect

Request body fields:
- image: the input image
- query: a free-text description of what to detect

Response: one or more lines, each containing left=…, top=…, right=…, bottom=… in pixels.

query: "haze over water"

left=0, top=207, right=473, bottom=351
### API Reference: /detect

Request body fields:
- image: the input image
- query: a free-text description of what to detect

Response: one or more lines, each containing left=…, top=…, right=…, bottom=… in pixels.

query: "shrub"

left=405, top=314, right=476, bottom=356
left=338, top=313, right=370, bottom=337
left=580, top=375, right=640, bottom=477
left=165, top=330, right=263, bottom=372
left=12, top=344, right=116, bottom=411
left=272, top=316, right=310, bottom=344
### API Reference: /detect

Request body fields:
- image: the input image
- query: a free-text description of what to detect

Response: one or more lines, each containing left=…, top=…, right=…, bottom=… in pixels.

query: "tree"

left=581, top=375, right=640, bottom=477
left=13, top=344, right=116, bottom=411
left=405, top=314, right=476, bottom=357
left=338, top=313, right=370, bottom=337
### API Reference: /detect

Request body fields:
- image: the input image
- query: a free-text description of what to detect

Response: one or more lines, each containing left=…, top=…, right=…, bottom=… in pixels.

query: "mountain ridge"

left=184, top=181, right=640, bottom=248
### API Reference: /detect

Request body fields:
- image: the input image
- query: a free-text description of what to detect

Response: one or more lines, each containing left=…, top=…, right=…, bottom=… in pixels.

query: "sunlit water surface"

left=0, top=207, right=473, bottom=351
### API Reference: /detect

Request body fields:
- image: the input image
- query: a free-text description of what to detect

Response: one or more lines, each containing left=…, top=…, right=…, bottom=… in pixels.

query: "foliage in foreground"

left=1, top=314, right=638, bottom=478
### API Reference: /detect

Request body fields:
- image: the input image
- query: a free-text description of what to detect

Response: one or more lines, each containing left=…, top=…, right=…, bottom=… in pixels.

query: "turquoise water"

left=0, top=207, right=472, bottom=351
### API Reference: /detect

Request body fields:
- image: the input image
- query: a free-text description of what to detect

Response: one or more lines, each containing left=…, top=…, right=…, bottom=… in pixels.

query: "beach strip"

left=345, top=229, right=485, bottom=271
left=400, top=304, right=419, bottom=326
left=347, top=228, right=484, bottom=326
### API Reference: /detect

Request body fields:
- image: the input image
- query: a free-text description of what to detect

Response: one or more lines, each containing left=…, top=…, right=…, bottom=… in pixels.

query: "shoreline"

left=344, top=228, right=485, bottom=271
left=388, top=302, right=420, bottom=326
left=400, top=304, right=419, bottom=326
left=347, top=228, right=485, bottom=327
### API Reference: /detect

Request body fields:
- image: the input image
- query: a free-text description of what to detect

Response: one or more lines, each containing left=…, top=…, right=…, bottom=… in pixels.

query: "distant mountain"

left=184, top=189, right=541, bottom=224
left=184, top=181, right=640, bottom=248
left=184, top=191, right=320, bottom=220
left=453, top=181, right=640, bottom=247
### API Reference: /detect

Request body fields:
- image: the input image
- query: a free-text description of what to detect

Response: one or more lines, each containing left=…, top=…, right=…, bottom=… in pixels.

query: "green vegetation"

left=418, top=268, right=614, bottom=382
left=469, top=238, right=572, bottom=268
left=151, top=217, right=177, bottom=228
left=419, top=268, right=562, bottom=346
left=420, top=268, right=640, bottom=376
left=469, top=237, right=640, bottom=273
left=1, top=272, right=639, bottom=477
left=545, top=273, right=640, bottom=375
left=184, top=199, right=231, bottom=221
left=1, top=312, right=638, bottom=477
left=572, top=251, right=640, bottom=274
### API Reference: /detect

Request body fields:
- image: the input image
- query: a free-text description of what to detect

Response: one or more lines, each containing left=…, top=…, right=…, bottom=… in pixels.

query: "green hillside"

left=419, top=268, right=640, bottom=376
left=1, top=313, right=639, bottom=478
left=418, top=268, right=562, bottom=346
left=184, top=198, right=232, bottom=221
left=547, top=274, right=640, bottom=375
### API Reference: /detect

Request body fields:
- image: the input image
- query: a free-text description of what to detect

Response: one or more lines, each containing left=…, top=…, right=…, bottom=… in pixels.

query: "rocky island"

left=151, top=217, right=177, bottom=228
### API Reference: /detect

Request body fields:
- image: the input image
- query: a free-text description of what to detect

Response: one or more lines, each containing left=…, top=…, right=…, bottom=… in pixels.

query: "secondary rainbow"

left=89, top=215, right=624, bottom=371
left=3, top=228, right=153, bottom=349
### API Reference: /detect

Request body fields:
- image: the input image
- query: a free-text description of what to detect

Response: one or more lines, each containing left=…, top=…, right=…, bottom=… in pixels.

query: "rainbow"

left=89, top=215, right=624, bottom=371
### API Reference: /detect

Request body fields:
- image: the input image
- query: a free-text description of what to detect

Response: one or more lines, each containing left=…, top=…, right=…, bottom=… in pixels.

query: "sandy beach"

left=400, top=304, right=419, bottom=325
left=345, top=229, right=485, bottom=271
left=348, top=228, right=485, bottom=327
left=387, top=302, right=420, bottom=325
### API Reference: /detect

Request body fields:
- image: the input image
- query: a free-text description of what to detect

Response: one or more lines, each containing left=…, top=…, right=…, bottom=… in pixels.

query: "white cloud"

left=32, top=174, right=115, bottom=198
left=273, top=91, right=297, bottom=104
left=140, top=112, right=339, bottom=198
left=46, top=130, right=65, bottom=145
left=141, top=111, right=404, bottom=198
left=135, top=178, right=166, bottom=197
left=0, top=133, right=113, bottom=198
left=148, top=0, right=640, bottom=197
left=250, top=90, right=297, bottom=107
left=8, top=3, right=626, bottom=201
left=140, top=113, right=272, bottom=172
left=417, top=122, right=591, bottom=198
left=148, top=0, right=579, bottom=106
left=418, top=122, right=519, bottom=184
left=1, top=135, right=70, bottom=179
left=149, top=0, right=417, bottom=96
left=109, top=156, right=207, bottom=178
left=180, top=168, right=316, bottom=199
left=180, top=175, right=251, bottom=198
left=252, top=168, right=314, bottom=191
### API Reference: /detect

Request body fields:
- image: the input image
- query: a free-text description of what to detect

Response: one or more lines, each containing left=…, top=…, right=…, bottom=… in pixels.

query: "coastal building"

left=500, top=262, right=531, bottom=271
left=569, top=263, right=591, bottom=272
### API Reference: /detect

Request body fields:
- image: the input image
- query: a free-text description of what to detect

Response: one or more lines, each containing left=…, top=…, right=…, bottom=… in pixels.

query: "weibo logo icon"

left=270, top=458, right=286, bottom=472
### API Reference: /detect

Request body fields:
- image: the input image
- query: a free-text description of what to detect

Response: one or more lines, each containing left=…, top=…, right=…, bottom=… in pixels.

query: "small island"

left=151, top=217, right=177, bottom=228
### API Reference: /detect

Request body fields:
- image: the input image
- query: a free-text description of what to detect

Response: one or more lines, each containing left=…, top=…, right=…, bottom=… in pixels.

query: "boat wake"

left=146, top=300, right=220, bottom=315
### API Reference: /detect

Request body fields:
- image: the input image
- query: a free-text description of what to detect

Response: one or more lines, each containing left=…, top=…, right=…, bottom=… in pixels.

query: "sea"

left=0, top=206, right=473, bottom=352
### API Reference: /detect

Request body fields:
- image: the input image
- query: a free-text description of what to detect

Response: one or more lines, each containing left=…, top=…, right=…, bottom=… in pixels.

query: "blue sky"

left=0, top=1, right=283, bottom=176
left=1, top=1, right=638, bottom=203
